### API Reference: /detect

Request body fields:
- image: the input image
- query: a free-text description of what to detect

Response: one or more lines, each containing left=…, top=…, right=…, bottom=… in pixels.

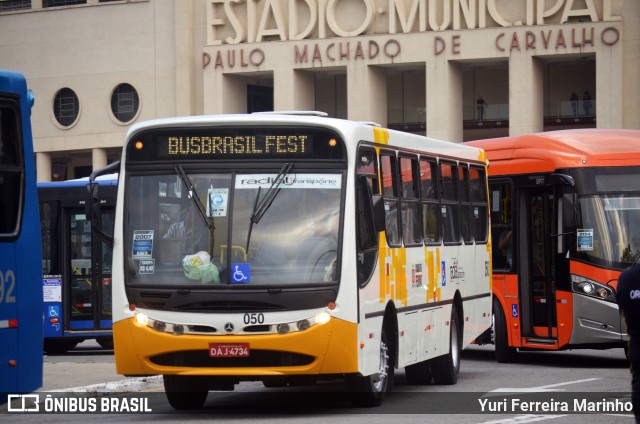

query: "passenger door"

left=67, top=208, right=113, bottom=333
left=518, top=186, right=557, bottom=342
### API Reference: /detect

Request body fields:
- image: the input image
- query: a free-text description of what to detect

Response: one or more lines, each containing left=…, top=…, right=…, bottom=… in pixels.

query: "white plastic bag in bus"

left=182, top=251, right=220, bottom=284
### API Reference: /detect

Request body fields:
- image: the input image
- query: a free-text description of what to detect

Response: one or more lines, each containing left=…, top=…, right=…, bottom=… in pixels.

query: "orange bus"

left=467, top=129, right=639, bottom=362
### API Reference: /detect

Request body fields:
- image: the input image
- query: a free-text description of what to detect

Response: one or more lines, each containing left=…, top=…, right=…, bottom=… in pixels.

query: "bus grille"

left=150, top=350, right=315, bottom=368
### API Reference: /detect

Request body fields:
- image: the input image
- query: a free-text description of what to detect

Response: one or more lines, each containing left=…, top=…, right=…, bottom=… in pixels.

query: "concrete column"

left=202, top=65, right=219, bottom=114
left=31, top=0, right=43, bottom=10
left=36, top=152, right=51, bottom=183
left=274, top=69, right=315, bottom=111
left=92, top=148, right=108, bottom=172
left=174, top=0, right=195, bottom=116
left=347, top=64, right=387, bottom=126
left=205, top=71, right=247, bottom=114
left=596, top=32, right=624, bottom=129
left=509, top=55, right=544, bottom=136
left=622, top=3, right=640, bottom=129
left=426, top=60, right=463, bottom=142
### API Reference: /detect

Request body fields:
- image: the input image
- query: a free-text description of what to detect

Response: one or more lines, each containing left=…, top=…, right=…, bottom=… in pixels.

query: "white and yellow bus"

left=89, top=112, right=492, bottom=409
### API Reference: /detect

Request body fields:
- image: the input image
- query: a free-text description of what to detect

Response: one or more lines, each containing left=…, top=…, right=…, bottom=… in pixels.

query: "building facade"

left=0, top=0, right=638, bottom=181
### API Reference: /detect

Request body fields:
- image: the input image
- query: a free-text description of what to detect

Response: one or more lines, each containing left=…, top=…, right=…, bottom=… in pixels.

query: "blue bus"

left=39, top=175, right=117, bottom=354
left=0, top=70, right=43, bottom=401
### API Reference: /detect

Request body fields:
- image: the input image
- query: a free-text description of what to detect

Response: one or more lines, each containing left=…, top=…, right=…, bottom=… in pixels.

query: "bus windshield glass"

left=125, top=171, right=342, bottom=287
left=578, top=195, right=640, bottom=268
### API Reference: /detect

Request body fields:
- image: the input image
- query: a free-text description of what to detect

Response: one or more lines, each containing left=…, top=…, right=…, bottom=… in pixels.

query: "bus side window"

left=459, top=165, right=473, bottom=244
left=0, top=104, right=21, bottom=235
left=440, top=161, right=461, bottom=244
left=491, top=182, right=513, bottom=270
left=380, top=152, right=401, bottom=247
left=400, top=155, right=422, bottom=246
left=469, top=166, right=488, bottom=243
left=420, top=158, right=441, bottom=245
left=356, top=146, right=380, bottom=286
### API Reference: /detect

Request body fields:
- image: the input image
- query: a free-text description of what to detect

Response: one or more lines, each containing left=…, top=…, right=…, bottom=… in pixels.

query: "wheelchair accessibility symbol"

left=231, top=263, right=250, bottom=284
left=48, top=305, right=59, bottom=317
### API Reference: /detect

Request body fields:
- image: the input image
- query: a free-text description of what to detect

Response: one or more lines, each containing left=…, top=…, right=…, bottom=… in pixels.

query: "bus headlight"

left=579, top=282, right=594, bottom=294
left=296, top=319, right=311, bottom=331
left=135, top=312, right=149, bottom=327
left=315, top=311, right=331, bottom=325
left=153, top=320, right=167, bottom=332
left=571, top=274, right=615, bottom=303
left=276, top=323, right=290, bottom=334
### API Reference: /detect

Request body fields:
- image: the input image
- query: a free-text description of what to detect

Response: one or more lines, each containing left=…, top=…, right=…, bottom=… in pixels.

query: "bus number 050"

left=243, top=313, right=264, bottom=325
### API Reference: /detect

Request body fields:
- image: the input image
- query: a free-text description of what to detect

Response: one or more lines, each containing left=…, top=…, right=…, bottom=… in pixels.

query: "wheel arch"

left=383, top=301, right=399, bottom=368
left=453, top=290, right=464, bottom=339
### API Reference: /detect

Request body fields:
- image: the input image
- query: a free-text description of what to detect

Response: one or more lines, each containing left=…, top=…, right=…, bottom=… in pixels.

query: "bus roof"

left=126, top=113, right=485, bottom=164
left=37, top=173, right=118, bottom=188
left=465, top=129, right=640, bottom=175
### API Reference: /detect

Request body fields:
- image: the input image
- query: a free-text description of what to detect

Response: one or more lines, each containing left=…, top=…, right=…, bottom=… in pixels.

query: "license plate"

left=209, top=343, right=250, bottom=358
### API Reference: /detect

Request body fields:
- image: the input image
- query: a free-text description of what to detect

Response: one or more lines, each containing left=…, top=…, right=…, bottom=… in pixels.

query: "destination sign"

left=126, top=126, right=345, bottom=162
left=167, top=134, right=310, bottom=156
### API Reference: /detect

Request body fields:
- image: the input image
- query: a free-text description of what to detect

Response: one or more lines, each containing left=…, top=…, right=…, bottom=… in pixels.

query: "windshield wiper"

left=175, top=164, right=212, bottom=231
left=246, top=163, right=294, bottom=252
left=251, top=163, right=294, bottom=224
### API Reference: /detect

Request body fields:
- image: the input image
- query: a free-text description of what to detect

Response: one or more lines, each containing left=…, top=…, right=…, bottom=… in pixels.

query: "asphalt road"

left=1, top=341, right=634, bottom=423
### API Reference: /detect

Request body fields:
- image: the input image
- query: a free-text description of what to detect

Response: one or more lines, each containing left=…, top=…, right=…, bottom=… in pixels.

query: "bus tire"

left=163, top=375, right=208, bottom=410
left=96, top=337, right=114, bottom=350
left=405, top=360, right=432, bottom=385
left=493, top=299, right=517, bottom=363
left=43, top=339, right=79, bottom=355
left=348, top=325, right=393, bottom=407
left=431, top=305, right=461, bottom=385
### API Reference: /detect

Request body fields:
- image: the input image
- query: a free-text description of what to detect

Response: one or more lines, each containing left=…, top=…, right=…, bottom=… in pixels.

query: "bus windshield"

left=578, top=195, right=640, bottom=268
left=125, top=171, right=342, bottom=287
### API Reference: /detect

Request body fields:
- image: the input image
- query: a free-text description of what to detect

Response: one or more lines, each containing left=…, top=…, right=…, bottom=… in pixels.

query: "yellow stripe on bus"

left=425, top=247, right=442, bottom=303
left=373, top=127, right=389, bottom=145
left=113, top=316, right=358, bottom=376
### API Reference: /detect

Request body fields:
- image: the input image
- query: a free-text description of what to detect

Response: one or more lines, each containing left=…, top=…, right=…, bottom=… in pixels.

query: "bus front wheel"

left=163, top=375, right=208, bottom=410
left=431, top=304, right=461, bottom=385
left=348, top=325, right=393, bottom=407
left=96, top=337, right=114, bottom=350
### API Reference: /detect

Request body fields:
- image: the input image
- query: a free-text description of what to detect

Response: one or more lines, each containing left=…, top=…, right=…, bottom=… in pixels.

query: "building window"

left=110, top=83, right=139, bottom=123
left=0, top=0, right=31, bottom=13
left=53, top=88, right=80, bottom=127
left=43, top=0, right=86, bottom=7
left=247, top=84, right=273, bottom=113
